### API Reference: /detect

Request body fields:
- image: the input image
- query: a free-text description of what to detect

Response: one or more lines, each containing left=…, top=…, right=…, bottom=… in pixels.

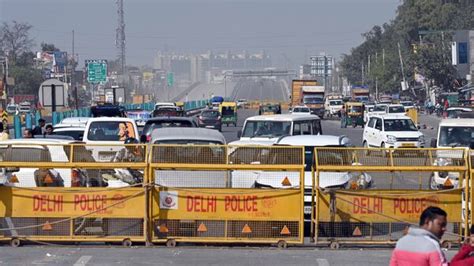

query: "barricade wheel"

left=329, top=241, right=340, bottom=250
left=10, top=238, right=21, bottom=247
left=166, top=239, right=177, bottom=248
left=277, top=240, right=288, bottom=249
left=122, top=238, right=133, bottom=247
left=441, top=241, right=452, bottom=249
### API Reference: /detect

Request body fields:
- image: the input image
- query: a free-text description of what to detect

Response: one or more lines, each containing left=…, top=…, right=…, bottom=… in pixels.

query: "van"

left=82, top=117, right=139, bottom=162
left=232, top=114, right=322, bottom=145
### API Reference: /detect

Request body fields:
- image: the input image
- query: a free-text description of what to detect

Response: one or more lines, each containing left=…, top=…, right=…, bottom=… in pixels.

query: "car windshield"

left=293, top=107, right=310, bottom=113
left=388, top=106, right=405, bottom=113
left=87, top=121, right=136, bottom=141
left=143, top=120, right=194, bottom=135
left=355, top=96, right=369, bottom=102
left=373, top=106, right=386, bottom=112
left=221, top=107, right=234, bottom=116
left=201, top=111, right=220, bottom=118
left=7, top=106, right=17, bottom=111
left=155, top=140, right=223, bottom=145
left=329, top=100, right=342, bottom=106
left=384, top=119, right=417, bottom=131
left=54, top=130, right=84, bottom=140
left=439, top=126, right=474, bottom=147
left=348, top=106, right=363, bottom=113
left=242, top=121, right=291, bottom=138
left=303, top=96, right=324, bottom=104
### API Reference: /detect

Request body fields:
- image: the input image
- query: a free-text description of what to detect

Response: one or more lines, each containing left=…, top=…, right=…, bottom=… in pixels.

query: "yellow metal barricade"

left=150, top=145, right=305, bottom=247
left=0, top=143, right=149, bottom=247
left=312, top=147, right=469, bottom=248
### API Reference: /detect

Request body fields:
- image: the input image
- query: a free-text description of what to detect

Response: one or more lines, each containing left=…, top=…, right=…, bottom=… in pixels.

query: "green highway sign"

left=167, top=72, right=174, bottom=87
left=86, top=59, right=107, bottom=83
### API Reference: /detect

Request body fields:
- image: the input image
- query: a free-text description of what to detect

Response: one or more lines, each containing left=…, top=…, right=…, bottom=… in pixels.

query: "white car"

left=290, top=106, right=312, bottom=115
left=232, top=114, right=322, bottom=146
left=55, top=117, right=90, bottom=129
left=53, top=126, right=85, bottom=140
left=365, top=104, right=386, bottom=123
left=363, top=114, right=425, bottom=150
left=400, top=101, right=415, bottom=111
left=0, top=139, right=96, bottom=187
left=429, top=118, right=474, bottom=189
left=83, top=117, right=139, bottom=162
left=230, top=135, right=372, bottom=221
left=386, top=104, right=406, bottom=115
left=6, top=104, right=19, bottom=115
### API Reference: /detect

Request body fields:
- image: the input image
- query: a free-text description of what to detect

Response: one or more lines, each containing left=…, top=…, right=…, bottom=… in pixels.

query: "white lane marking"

left=317, top=258, right=330, bottom=266
left=74, top=256, right=92, bottom=266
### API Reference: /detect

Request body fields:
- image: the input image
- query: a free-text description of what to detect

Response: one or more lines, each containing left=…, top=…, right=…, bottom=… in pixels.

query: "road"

left=0, top=246, right=460, bottom=265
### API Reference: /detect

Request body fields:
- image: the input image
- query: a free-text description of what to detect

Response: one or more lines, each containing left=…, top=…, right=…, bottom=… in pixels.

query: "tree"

left=0, top=21, right=34, bottom=63
left=40, top=42, right=60, bottom=52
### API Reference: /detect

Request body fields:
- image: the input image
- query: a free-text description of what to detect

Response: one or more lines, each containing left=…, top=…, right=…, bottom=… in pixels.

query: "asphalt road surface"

left=0, top=245, right=460, bottom=265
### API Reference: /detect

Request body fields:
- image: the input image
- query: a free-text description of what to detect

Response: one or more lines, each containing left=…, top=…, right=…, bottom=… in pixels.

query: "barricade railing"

left=0, top=143, right=149, bottom=247
left=312, top=147, right=469, bottom=249
left=149, top=145, right=305, bottom=247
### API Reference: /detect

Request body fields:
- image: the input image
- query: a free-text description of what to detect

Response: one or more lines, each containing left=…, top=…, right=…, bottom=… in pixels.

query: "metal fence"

left=149, top=145, right=305, bottom=247
left=312, top=147, right=469, bottom=249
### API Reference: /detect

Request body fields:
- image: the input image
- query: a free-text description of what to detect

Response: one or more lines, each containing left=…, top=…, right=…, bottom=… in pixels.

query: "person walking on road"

left=450, top=225, right=474, bottom=266
left=390, top=206, right=448, bottom=266
left=340, top=105, right=347, bottom=128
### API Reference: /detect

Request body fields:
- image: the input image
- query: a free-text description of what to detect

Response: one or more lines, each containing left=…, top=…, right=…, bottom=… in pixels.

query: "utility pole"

left=116, top=0, right=126, bottom=87
left=397, top=42, right=407, bottom=94
left=72, top=29, right=78, bottom=109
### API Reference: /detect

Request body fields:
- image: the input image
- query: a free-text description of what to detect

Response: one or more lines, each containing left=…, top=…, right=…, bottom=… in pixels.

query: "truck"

left=324, top=94, right=343, bottom=118
left=351, top=87, right=370, bottom=103
left=291, top=80, right=325, bottom=118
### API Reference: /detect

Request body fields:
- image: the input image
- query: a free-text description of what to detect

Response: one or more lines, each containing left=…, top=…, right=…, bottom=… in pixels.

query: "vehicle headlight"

left=419, top=135, right=425, bottom=143
left=387, top=135, right=397, bottom=144
left=434, top=158, right=452, bottom=166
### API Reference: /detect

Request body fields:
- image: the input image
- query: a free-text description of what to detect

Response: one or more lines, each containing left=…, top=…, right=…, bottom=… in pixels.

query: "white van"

left=232, top=114, right=322, bottom=145
left=83, top=117, right=139, bottom=162
left=430, top=118, right=474, bottom=189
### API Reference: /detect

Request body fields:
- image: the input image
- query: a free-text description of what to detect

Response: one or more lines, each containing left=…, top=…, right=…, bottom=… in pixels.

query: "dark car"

left=197, top=109, right=222, bottom=131
left=152, top=106, right=181, bottom=117
left=91, top=102, right=126, bottom=117
left=141, top=116, right=198, bottom=142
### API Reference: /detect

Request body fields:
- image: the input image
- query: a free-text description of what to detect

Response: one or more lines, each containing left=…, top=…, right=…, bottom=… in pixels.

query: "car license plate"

left=401, top=143, right=415, bottom=147
left=99, top=153, right=115, bottom=161
left=205, top=126, right=214, bottom=128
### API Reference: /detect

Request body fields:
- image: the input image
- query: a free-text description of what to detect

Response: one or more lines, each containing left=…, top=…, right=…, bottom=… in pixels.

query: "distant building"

left=299, top=64, right=311, bottom=79
left=154, top=51, right=272, bottom=83
left=452, top=30, right=474, bottom=82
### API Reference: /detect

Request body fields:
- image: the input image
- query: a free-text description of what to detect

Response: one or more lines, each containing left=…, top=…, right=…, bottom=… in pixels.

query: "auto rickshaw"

left=259, top=103, right=281, bottom=115
left=345, top=102, right=365, bottom=128
left=219, top=102, right=238, bottom=126
left=175, top=101, right=185, bottom=116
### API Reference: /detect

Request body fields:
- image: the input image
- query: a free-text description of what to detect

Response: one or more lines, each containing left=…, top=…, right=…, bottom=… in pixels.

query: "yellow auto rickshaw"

left=219, top=102, right=238, bottom=126
left=175, top=101, right=185, bottom=116
left=345, top=102, right=365, bottom=128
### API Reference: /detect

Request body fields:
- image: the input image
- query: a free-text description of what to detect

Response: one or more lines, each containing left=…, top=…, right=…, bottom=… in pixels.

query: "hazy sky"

left=0, top=0, right=400, bottom=68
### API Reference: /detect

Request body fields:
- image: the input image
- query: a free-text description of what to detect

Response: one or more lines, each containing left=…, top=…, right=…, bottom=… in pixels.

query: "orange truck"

left=291, top=80, right=325, bottom=118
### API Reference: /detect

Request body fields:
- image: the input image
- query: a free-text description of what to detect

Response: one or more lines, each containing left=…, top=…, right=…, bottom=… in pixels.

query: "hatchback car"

left=363, top=114, right=425, bottom=149
left=197, top=109, right=222, bottom=131
left=141, top=116, right=197, bottom=142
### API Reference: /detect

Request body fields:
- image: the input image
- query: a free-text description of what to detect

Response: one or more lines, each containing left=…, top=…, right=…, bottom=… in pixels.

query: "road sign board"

left=86, top=59, right=107, bottom=83
left=167, top=72, right=174, bottom=87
